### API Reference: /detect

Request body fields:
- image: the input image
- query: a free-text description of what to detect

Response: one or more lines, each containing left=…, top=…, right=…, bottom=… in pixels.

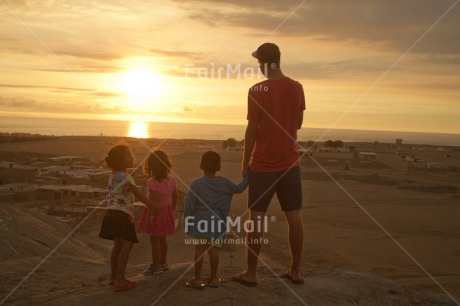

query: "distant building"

left=0, top=161, right=39, bottom=171
left=226, top=146, right=243, bottom=151
left=37, top=184, right=106, bottom=200
left=197, top=145, right=215, bottom=152
left=0, top=183, right=36, bottom=193
left=396, top=151, right=408, bottom=159
left=318, top=147, right=350, bottom=153
left=0, top=183, right=38, bottom=202
left=359, top=152, right=377, bottom=161
left=49, top=156, right=90, bottom=163
left=405, top=156, right=424, bottom=162
left=427, top=162, right=448, bottom=170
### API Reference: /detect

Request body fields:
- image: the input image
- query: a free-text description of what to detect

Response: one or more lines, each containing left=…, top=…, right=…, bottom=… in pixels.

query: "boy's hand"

left=242, top=164, right=249, bottom=177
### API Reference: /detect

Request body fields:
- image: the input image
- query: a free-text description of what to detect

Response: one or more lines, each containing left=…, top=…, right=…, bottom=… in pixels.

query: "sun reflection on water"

left=128, top=121, right=149, bottom=138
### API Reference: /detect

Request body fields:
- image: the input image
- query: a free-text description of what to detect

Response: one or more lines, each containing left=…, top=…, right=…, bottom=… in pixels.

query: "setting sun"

left=118, top=67, right=164, bottom=110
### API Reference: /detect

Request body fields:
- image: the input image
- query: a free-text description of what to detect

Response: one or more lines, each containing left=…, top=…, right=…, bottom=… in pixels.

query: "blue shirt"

left=184, top=175, right=248, bottom=241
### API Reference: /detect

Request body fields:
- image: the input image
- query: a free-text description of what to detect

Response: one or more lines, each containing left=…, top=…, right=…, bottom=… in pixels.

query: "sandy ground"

left=0, top=136, right=459, bottom=305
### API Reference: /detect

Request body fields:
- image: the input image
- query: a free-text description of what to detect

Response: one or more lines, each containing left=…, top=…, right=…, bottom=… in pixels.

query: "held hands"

left=242, top=163, right=249, bottom=177
left=148, top=211, right=155, bottom=228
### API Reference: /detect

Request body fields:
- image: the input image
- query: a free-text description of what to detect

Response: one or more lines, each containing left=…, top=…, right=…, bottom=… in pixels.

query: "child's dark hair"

left=201, top=151, right=221, bottom=173
left=143, top=150, right=172, bottom=180
left=104, top=144, right=130, bottom=170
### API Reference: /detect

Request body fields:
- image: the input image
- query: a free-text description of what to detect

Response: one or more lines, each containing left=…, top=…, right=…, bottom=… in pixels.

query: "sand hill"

left=1, top=137, right=459, bottom=305
left=0, top=203, right=457, bottom=306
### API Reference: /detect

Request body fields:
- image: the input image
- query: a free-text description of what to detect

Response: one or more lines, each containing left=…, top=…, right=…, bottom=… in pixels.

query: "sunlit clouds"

left=0, top=0, right=459, bottom=133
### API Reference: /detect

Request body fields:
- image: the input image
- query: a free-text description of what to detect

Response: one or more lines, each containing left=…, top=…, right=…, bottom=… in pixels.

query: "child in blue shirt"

left=184, top=151, right=248, bottom=288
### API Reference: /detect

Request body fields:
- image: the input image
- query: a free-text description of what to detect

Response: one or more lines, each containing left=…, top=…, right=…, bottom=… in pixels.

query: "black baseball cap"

left=251, top=43, right=281, bottom=62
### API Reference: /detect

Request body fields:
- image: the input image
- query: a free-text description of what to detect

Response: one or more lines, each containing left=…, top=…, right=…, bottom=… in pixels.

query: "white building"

left=359, top=152, right=377, bottom=161
left=0, top=183, right=37, bottom=193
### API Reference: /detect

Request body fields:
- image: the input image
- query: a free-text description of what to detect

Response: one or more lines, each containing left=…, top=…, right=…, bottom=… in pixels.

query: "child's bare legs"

left=208, top=246, right=219, bottom=284
left=114, top=238, right=134, bottom=285
left=150, top=236, right=161, bottom=267
left=110, top=238, right=123, bottom=282
left=188, top=244, right=207, bottom=285
left=159, top=236, right=168, bottom=265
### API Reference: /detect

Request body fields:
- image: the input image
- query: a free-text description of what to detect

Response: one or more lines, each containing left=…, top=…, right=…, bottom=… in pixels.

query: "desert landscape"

left=0, top=135, right=459, bottom=305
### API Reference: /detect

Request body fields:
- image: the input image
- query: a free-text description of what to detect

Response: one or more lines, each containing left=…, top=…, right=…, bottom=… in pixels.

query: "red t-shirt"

left=247, top=77, right=305, bottom=172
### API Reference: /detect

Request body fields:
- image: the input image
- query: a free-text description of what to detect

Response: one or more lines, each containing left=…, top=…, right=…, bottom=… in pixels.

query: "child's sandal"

left=144, top=263, right=162, bottom=275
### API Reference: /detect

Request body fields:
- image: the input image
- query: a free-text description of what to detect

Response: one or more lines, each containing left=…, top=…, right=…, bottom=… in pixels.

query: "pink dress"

left=138, top=174, right=177, bottom=236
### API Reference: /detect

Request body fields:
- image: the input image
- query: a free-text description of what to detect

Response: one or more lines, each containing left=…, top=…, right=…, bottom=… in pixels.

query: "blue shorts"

left=248, top=167, right=302, bottom=212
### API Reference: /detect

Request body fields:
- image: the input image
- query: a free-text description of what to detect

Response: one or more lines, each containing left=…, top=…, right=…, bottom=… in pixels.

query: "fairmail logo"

left=184, top=215, right=270, bottom=233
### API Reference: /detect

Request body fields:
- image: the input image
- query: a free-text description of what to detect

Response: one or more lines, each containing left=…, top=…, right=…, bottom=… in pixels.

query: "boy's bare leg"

left=159, top=236, right=168, bottom=264
left=111, top=238, right=123, bottom=282
left=115, top=239, right=134, bottom=285
left=285, top=210, right=304, bottom=281
left=187, top=244, right=207, bottom=286
left=243, top=210, right=266, bottom=282
left=208, top=246, right=219, bottom=284
left=150, top=236, right=160, bottom=266
left=188, top=244, right=207, bottom=285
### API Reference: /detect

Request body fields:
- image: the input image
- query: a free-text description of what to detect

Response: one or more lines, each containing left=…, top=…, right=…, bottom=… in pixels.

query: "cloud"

left=173, top=0, right=460, bottom=55
left=0, top=0, right=128, bottom=16
left=31, top=64, right=122, bottom=73
left=0, top=2, right=145, bottom=62
left=0, top=29, right=125, bottom=65
left=150, top=48, right=204, bottom=60
left=283, top=58, right=397, bottom=79
left=420, top=55, right=460, bottom=66
left=54, top=49, right=122, bottom=61
left=390, top=81, right=460, bottom=92
left=0, top=0, right=56, bottom=12
left=0, top=96, right=37, bottom=108
left=165, top=58, right=394, bottom=80
left=0, top=83, right=93, bottom=92
left=4, top=0, right=459, bottom=60
left=0, top=84, right=122, bottom=97
left=174, top=0, right=301, bottom=12
left=92, top=92, right=122, bottom=97
left=0, top=95, right=123, bottom=113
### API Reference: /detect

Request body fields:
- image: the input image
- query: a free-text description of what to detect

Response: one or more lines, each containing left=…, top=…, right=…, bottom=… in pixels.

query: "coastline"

left=1, top=115, right=459, bottom=146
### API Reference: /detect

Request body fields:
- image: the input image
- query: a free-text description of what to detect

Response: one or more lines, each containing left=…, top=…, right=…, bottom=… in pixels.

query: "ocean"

left=0, top=116, right=459, bottom=146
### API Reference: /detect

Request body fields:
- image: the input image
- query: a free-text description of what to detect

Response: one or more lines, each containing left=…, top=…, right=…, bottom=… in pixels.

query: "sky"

left=0, top=0, right=459, bottom=134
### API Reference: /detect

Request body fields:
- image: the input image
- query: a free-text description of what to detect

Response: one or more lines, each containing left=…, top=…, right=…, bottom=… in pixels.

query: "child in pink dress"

left=138, top=150, right=177, bottom=275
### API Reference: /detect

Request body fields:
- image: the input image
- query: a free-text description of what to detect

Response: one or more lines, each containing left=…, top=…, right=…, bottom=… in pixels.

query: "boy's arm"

left=226, top=176, right=249, bottom=194
left=183, top=184, right=197, bottom=219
